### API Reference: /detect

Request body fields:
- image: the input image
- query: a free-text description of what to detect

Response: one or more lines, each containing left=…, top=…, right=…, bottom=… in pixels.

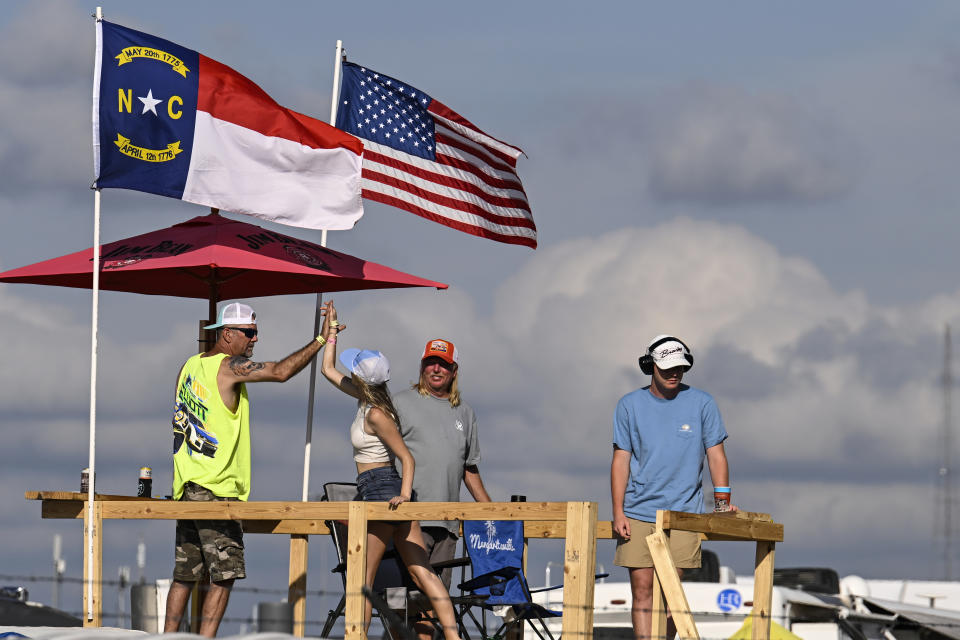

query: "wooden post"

left=198, top=320, right=215, bottom=353
left=190, top=581, right=203, bottom=634
left=288, top=534, right=309, bottom=637
left=751, top=541, right=776, bottom=640
left=344, top=501, right=369, bottom=640
left=82, top=499, right=103, bottom=627
left=650, top=511, right=668, bottom=639
left=646, top=530, right=698, bottom=640
left=561, top=501, right=597, bottom=640
left=651, top=571, right=668, bottom=640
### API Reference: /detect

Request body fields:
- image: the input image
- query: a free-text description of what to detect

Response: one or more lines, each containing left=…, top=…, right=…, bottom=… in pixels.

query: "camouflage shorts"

left=173, top=482, right=246, bottom=582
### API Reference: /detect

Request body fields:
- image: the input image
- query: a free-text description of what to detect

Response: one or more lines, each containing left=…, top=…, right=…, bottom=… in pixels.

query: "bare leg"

left=365, top=522, right=392, bottom=633
left=629, top=567, right=654, bottom=640
left=197, top=579, right=234, bottom=638
left=395, top=521, right=461, bottom=640
left=164, top=579, right=193, bottom=633
left=628, top=567, right=683, bottom=640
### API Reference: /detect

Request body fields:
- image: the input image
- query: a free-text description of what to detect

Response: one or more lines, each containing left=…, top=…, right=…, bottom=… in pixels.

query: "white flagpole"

left=87, top=8, right=103, bottom=621
left=301, top=39, right=343, bottom=502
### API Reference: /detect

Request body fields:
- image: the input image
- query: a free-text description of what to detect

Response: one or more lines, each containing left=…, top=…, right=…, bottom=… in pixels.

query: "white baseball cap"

left=340, top=348, right=391, bottom=385
left=648, top=335, right=693, bottom=371
left=204, top=302, right=256, bottom=329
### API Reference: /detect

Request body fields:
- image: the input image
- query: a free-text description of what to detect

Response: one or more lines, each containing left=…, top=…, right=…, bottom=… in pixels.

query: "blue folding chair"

left=457, top=520, right=561, bottom=640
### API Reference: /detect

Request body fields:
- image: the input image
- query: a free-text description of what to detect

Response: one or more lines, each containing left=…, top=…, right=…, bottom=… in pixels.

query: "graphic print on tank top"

left=172, top=373, right=220, bottom=458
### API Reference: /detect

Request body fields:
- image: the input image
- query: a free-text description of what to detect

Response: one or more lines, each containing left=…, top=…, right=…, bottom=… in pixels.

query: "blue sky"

left=3, top=1, right=960, bottom=633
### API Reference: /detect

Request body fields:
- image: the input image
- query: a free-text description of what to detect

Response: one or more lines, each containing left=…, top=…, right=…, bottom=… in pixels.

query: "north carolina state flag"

left=93, top=20, right=364, bottom=231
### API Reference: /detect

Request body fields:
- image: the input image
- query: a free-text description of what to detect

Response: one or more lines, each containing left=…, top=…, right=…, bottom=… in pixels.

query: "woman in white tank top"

left=320, top=301, right=462, bottom=640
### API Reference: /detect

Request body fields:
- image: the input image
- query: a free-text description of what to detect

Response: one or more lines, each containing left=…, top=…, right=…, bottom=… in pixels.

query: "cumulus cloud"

left=0, top=3, right=92, bottom=194
left=647, top=86, right=858, bottom=205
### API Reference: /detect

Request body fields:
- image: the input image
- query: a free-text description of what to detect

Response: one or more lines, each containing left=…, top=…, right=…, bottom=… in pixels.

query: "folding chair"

left=456, top=520, right=561, bottom=640
left=319, top=481, right=472, bottom=639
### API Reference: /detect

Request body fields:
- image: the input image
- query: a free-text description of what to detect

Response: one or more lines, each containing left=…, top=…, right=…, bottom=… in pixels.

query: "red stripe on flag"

left=197, top=54, right=362, bottom=155
left=364, top=150, right=531, bottom=212
left=362, top=189, right=537, bottom=249
left=435, top=129, right=516, bottom=174
left=435, top=122, right=518, bottom=169
left=434, top=151, right=525, bottom=192
left=428, top=100, right=525, bottom=157
left=362, top=168, right=536, bottom=230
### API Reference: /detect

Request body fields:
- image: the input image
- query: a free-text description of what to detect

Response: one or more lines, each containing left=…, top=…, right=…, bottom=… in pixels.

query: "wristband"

left=328, top=336, right=337, bottom=345
left=714, top=487, right=731, bottom=493
left=330, top=320, right=339, bottom=328
left=315, top=335, right=326, bottom=346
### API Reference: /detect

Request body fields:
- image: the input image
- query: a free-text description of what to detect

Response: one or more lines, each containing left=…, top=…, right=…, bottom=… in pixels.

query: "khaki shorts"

left=173, top=482, right=246, bottom=583
left=614, top=518, right=701, bottom=569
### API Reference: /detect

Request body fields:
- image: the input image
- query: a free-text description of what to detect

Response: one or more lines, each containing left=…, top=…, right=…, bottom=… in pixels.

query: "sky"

left=3, top=0, right=960, bottom=633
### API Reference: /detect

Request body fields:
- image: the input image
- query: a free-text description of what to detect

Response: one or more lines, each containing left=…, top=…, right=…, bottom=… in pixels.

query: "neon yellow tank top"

left=172, top=353, right=251, bottom=500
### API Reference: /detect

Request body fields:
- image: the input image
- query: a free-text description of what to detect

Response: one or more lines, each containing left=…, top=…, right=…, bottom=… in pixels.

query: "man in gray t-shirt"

left=393, top=338, right=491, bottom=595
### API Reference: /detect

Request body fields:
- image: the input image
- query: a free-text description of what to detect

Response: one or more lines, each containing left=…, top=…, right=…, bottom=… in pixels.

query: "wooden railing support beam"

left=561, top=501, right=597, bottom=640
left=344, top=501, right=369, bottom=640
left=288, top=534, right=309, bottom=637
left=752, top=540, right=776, bottom=640
left=81, top=499, right=102, bottom=627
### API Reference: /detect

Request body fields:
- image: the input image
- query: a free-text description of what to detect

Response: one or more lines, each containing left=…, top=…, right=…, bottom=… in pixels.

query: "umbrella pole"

left=201, top=245, right=219, bottom=353
left=203, top=284, right=218, bottom=353
left=302, top=286, right=324, bottom=501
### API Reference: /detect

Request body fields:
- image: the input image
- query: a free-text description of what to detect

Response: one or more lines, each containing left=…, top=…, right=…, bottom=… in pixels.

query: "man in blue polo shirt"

left=610, top=335, right=733, bottom=640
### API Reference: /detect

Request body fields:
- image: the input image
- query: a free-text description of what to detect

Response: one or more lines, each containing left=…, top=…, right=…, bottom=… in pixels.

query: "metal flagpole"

left=301, top=39, right=344, bottom=502
left=86, top=7, right=103, bottom=621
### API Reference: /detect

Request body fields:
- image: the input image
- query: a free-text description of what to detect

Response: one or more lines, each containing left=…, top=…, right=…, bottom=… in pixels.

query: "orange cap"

left=422, top=338, right=458, bottom=365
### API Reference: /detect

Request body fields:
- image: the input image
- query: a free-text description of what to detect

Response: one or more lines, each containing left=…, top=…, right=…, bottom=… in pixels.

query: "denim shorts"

left=356, top=466, right=416, bottom=502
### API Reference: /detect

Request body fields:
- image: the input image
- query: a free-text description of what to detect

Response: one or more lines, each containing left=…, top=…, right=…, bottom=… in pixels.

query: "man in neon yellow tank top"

left=164, top=301, right=333, bottom=637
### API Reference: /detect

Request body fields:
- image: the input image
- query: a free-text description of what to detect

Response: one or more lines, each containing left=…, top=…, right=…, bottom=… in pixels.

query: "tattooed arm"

left=215, top=339, right=326, bottom=411
left=221, top=340, right=325, bottom=385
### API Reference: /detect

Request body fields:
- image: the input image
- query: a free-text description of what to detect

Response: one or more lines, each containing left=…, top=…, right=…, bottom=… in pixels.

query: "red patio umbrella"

left=0, top=212, right=447, bottom=309
left=0, top=210, right=446, bottom=523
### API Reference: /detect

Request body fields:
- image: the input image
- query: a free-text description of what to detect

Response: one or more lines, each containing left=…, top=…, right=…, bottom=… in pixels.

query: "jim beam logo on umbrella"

left=283, top=245, right=330, bottom=271
left=100, top=240, right=195, bottom=269
left=103, top=257, right=144, bottom=270
left=113, top=44, right=188, bottom=163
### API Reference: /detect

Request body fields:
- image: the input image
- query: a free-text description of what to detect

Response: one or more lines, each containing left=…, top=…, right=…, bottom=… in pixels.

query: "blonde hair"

left=412, top=372, right=461, bottom=408
left=353, top=377, right=401, bottom=427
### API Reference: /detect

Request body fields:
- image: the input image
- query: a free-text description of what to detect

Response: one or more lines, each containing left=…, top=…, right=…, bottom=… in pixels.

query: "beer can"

left=80, top=468, right=91, bottom=493
left=138, top=466, right=152, bottom=498
left=713, top=486, right=731, bottom=512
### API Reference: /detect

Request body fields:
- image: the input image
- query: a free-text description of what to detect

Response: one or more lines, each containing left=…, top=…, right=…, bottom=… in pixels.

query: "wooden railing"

left=649, top=510, right=784, bottom=640
left=26, top=491, right=781, bottom=640
left=26, top=492, right=599, bottom=639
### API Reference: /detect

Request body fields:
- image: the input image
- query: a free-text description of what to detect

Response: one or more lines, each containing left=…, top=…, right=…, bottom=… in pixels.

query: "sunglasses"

left=422, top=356, right=455, bottom=370
left=227, top=326, right=258, bottom=338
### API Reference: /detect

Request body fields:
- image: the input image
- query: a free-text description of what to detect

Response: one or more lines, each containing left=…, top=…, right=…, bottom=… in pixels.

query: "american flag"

left=336, top=61, right=536, bottom=248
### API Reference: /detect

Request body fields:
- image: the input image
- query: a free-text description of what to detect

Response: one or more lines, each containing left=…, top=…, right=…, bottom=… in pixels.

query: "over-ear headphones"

left=638, top=335, right=693, bottom=375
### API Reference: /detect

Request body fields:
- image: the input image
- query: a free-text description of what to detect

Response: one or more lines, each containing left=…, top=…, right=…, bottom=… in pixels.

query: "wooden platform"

left=26, top=491, right=781, bottom=640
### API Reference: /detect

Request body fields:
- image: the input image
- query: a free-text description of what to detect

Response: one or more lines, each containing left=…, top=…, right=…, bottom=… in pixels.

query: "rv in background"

left=527, top=552, right=960, bottom=639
